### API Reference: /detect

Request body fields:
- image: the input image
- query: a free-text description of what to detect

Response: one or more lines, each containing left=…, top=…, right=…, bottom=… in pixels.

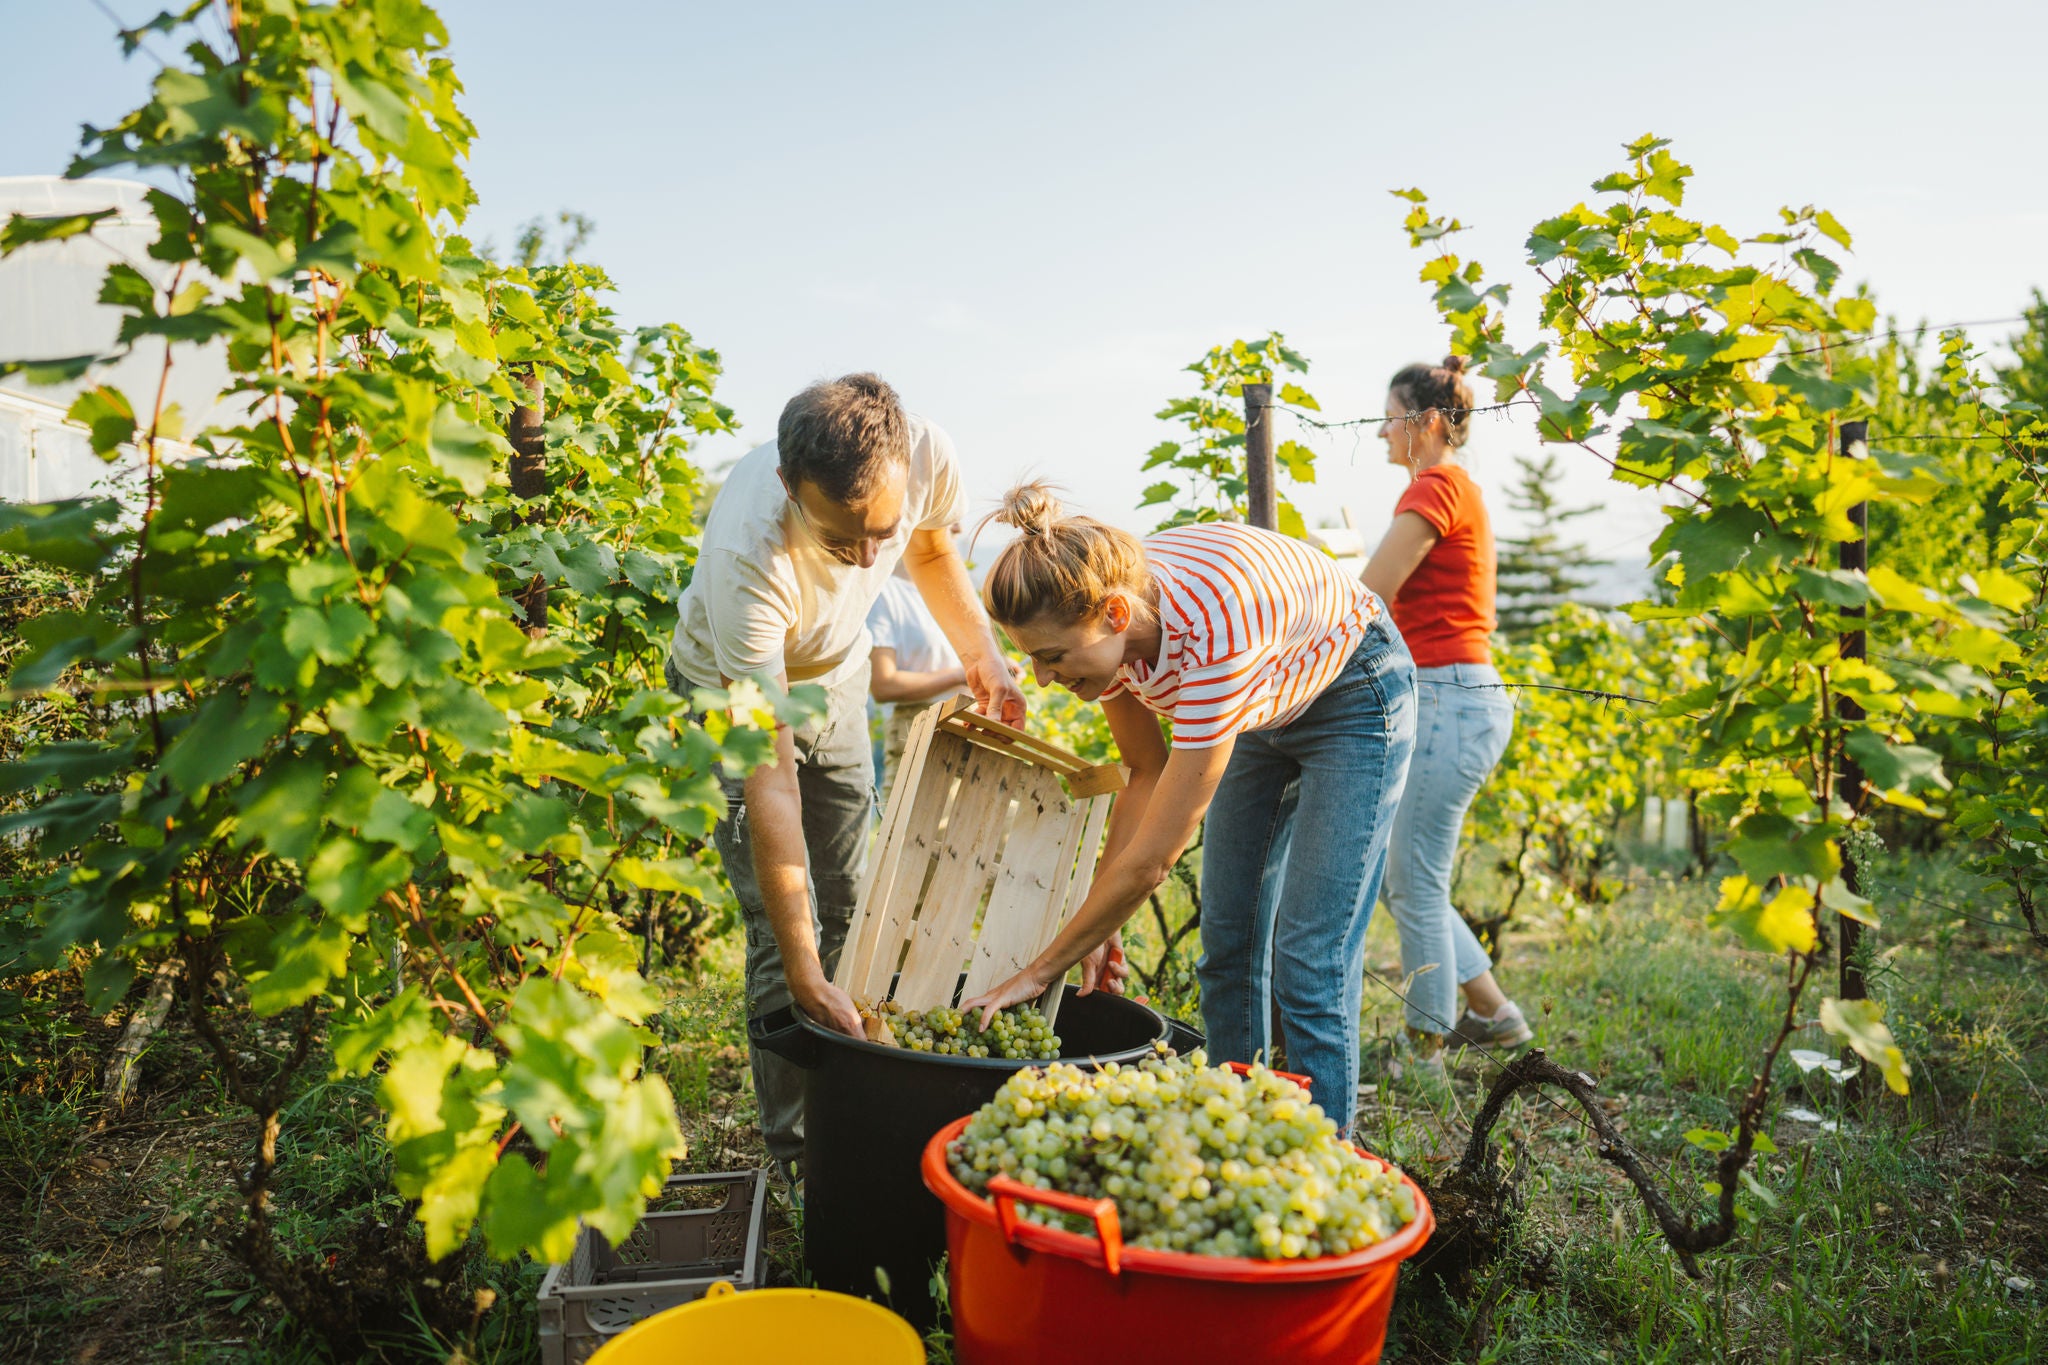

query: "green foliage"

left=1402, top=133, right=2035, bottom=1242
left=0, top=0, right=787, bottom=1274
left=1932, top=306, right=2048, bottom=945
left=1462, top=604, right=1704, bottom=941
left=1415, top=134, right=1979, bottom=1012
left=1138, top=332, right=1323, bottom=538
left=1367, top=855, right=2047, bottom=1361
left=510, top=209, right=595, bottom=269
left=1829, top=303, right=2047, bottom=946
left=1020, top=678, right=1117, bottom=765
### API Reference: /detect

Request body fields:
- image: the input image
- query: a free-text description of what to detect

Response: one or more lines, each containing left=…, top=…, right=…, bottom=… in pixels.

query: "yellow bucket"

left=587, top=1281, right=924, bottom=1364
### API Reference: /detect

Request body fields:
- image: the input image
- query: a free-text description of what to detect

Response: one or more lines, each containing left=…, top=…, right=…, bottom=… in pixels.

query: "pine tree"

left=1494, top=452, right=1606, bottom=639
left=1994, top=289, right=2048, bottom=411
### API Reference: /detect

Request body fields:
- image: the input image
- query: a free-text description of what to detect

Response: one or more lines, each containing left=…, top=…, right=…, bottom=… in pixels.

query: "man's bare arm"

left=868, top=646, right=967, bottom=704
left=735, top=671, right=864, bottom=1036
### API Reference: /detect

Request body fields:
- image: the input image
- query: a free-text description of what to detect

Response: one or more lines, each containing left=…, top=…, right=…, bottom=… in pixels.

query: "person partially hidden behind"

left=665, top=374, right=1026, bottom=1179
left=866, top=540, right=970, bottom=793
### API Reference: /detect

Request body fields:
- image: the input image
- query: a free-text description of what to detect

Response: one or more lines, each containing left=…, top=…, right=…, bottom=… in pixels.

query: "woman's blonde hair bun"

left=981, top=480, right=1151, bottom=629
left=994, top=480, right=1064, bottom=539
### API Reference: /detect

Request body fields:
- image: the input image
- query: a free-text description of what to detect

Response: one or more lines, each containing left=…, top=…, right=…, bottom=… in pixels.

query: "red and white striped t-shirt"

left=1103, top=523, right=1383, bottom=749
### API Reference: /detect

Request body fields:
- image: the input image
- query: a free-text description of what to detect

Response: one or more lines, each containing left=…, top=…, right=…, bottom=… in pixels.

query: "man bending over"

left=666, top=373, right=1026, bottom=1170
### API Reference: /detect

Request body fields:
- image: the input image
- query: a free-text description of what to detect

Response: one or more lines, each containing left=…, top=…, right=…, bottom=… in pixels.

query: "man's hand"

left=964, top=651, right=1027, bottom=727
left=790, top=969, right=865, bottom=1039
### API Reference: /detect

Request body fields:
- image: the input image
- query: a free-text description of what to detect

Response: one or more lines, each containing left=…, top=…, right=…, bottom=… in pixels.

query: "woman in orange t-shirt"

left=1360, top=355, right=1533, bottom=1081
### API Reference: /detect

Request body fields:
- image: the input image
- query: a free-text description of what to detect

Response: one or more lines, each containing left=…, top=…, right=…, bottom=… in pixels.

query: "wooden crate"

left=834, top=696, right=1124, bottom=1024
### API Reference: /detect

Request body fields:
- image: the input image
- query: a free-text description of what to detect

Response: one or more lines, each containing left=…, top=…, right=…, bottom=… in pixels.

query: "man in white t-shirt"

left=667, top=373, right=1025, bottom=1168
left=867, top=560, right=970, bottom=789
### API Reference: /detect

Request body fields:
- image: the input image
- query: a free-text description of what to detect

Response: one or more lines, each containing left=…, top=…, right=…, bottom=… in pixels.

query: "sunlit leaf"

left=1818, top=998, right=1910, bottom=1095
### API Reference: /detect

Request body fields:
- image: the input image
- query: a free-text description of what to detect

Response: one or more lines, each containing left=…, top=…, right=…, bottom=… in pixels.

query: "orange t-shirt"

left=1389, top=463, right=1496, bottom=667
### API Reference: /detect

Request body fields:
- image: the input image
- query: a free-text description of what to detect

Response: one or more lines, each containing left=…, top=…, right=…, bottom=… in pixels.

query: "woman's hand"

left=963, top=963, right=1057, bottom=1032
left=1077, top=934, right=1130, bottom=997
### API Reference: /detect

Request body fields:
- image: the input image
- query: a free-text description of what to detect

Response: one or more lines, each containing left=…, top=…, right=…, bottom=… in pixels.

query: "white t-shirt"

left=669, top=414, right=967, bottom=689
left=866, top=575, right=960, bottom=676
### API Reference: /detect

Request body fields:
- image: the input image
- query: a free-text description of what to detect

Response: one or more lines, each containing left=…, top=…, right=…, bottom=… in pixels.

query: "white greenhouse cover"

left=0, top=175, right=231, bottom=503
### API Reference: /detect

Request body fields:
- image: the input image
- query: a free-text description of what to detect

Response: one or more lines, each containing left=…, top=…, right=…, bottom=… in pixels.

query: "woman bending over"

left=963, top=484, right=1415, bottom=1133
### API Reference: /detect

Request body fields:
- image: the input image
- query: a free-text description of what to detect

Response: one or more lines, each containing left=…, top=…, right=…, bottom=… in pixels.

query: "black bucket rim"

left=785, top=990, right=1168, bottom=1072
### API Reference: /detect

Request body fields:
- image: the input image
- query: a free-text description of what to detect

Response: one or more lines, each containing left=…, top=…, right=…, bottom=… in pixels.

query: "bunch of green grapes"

left=946, top=1049, right=1418, bottom=1259
left=863, top=1001, right=1061, bottom=1060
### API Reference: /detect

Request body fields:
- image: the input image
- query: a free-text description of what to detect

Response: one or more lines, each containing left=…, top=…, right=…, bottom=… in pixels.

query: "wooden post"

left=1241, top=380, right=1284, bottom=1059
left=508, top=365, right=548, bottom=634
left=1837, top=420, right=1870, bottom=1083
left=1243, top=381, right=1276, bottom=531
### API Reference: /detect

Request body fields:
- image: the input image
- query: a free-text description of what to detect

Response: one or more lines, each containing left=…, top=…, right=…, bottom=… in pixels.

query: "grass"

left=0, top=972, right=547, bottom=1364
left=1, top=844, right=2042, bottom=1362
left=1367, top=845, right=2047, bottom=1363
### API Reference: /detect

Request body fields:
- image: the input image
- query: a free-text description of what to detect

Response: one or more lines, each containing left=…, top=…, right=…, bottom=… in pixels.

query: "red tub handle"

left=1225, top=1059, right=1313, bottom=1089
left=988, top=1175, right=1124, bottom=1276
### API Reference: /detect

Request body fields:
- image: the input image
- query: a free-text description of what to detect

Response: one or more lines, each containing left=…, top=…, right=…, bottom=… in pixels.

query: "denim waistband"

left=1318, top=617, right=1410, bottom=693
left=1414, top=661, right=1503, bottom=685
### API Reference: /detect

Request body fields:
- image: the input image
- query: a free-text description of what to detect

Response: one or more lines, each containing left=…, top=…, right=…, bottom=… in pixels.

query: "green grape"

left=860, top=1000, right=1062, bottom=1061
left=945, top=1048, right=1419, bottom=1261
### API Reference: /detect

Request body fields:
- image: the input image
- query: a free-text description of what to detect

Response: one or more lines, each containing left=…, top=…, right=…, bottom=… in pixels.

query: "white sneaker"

left=1448, top=1000, right=1534, bottom=1051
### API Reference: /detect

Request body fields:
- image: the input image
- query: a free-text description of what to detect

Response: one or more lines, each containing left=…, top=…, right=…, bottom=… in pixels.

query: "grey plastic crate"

left=537, top=1168, right=769, bottom=1365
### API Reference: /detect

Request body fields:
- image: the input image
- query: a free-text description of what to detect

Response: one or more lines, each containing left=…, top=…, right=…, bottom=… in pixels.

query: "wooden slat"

left=1054, top=795, right=1116, bottom=933
left=940, top=710, right=1093, bottom=776
left=852, top=731, right=971, bottom=1001
left=960, top=765, right=1075, bottom=998
left=1039, top=793, right=1115, bottom=1030
left=834, top=691, right=1126, bottom=1017
left=1065, top=763, right=1129, bottom=799
left=837, top=699, right=944, bottom=994
left=1020, top=778, right=1096, bottom=1012
left=845, top=732, right=971, bottom=1001
left=893, top=746, right=1017, bottom=1008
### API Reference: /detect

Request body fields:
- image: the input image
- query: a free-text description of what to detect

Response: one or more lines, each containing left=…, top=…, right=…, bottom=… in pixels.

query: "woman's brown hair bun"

left=1388, top=353, right=1477, bottom=450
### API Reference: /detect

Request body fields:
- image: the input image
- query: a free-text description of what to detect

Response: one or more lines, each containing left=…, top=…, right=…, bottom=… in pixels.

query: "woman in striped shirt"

left=962, top=483, right=1416, bottom=1132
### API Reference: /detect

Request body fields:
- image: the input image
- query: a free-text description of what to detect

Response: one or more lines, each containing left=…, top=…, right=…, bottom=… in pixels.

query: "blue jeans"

left=1196, top=621, right=1416, bottom=1133
left=1383, top=662, right=1516, bottom=1034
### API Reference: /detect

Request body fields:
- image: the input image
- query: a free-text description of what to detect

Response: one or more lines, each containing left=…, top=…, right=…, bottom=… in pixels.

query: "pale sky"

left=8, top=1, right=2046, bottom=586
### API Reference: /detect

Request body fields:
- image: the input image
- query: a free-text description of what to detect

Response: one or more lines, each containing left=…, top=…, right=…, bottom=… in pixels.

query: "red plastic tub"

left=921, top=1108, right=1435, bottom=1365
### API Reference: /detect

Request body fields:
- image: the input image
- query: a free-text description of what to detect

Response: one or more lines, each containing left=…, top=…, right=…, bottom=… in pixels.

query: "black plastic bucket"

left=750, top=987, right=1166, bottom=1328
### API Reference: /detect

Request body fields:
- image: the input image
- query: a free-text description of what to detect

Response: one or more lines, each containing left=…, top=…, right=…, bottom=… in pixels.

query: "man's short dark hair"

left=777, top=373, right=910, bottom=505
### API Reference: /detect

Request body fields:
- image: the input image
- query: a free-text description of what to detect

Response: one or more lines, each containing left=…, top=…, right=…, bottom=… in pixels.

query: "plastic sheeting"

left=0, top=175, right=229, bottom=503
